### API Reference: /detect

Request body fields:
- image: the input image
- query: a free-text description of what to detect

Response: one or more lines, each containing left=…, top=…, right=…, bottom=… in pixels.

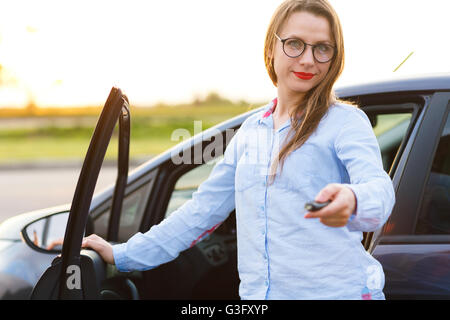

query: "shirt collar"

left=257, top=97, right=293, bottom=132
left=257, top=97, right=307, bottom=131
left=258, top=98, right=278, bottom=126
left=263, top=97, right=278, bottom=119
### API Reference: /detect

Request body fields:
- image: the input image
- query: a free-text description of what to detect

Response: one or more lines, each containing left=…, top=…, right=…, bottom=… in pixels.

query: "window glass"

left=370, top=112, right=412, bottom=172
left=92, top=207, right=109, bottom=239
left=117, top=182, right=153, bottom=242
left=415, top=111, right=450, bottom=235
left=88, top=160, right=120, bottom=239
left=165, top=156, right=223, bottom=219
left=92, top=180, right=153, bottom=241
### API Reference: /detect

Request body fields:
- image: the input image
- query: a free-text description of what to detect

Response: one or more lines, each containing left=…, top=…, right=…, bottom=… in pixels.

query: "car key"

left=304, top=200, right=331, bottom=211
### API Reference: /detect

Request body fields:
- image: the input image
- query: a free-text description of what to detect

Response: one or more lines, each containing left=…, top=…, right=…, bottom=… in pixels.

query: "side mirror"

left=21, top=212, right=70, bottom=253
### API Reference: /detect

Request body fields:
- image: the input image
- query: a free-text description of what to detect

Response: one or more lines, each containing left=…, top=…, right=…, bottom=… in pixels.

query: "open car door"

left=29, top=87, right=131, bottom=299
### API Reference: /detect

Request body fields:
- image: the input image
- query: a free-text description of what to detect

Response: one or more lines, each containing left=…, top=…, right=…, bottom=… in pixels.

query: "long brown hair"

left=264, top=0, right=354, bottom=185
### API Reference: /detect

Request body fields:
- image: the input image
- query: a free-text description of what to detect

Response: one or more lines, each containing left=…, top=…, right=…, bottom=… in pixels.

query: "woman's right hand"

left=81, top=234, right=115, bottom=265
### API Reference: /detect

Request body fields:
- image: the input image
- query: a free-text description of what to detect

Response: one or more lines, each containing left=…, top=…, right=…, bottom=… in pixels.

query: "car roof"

left=335, top=72, right=450, bottom=98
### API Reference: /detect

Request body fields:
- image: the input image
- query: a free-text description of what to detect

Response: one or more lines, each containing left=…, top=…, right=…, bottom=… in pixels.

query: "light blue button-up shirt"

left=112, top=99, right=396, bottom=300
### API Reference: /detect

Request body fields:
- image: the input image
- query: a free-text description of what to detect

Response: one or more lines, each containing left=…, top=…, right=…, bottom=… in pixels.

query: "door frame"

left=375, top=91, right=450, bottom=243
left=31, top=87, right=131, bottom=299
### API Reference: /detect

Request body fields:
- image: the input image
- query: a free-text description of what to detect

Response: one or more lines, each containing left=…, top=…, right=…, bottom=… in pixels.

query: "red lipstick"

left=293, top=72, right=315, bottom=80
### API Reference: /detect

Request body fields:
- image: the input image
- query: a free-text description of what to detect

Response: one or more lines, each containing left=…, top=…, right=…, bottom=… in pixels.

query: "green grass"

left=373, top=113, right=412, bottom=136
left=0, top=103, right=259, bottom=164
left=0, top=136, right=182, bottom=163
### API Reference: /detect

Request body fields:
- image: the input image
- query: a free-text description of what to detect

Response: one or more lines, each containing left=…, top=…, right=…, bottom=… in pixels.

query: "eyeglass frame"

left=273, top=33, right=336, bottom=63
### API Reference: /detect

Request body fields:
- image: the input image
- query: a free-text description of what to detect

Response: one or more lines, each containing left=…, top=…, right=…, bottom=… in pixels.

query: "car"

left=0, top=73, right=449, bottom=300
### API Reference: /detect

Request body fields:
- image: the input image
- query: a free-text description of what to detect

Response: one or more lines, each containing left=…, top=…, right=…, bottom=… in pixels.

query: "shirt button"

left=265, top=280, right=269, bottom=286
left=260, top=206, right=264, bottom=211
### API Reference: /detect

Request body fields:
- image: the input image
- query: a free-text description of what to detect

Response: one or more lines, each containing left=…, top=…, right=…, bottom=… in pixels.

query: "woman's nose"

left=298, top=45, right=315, bottom=66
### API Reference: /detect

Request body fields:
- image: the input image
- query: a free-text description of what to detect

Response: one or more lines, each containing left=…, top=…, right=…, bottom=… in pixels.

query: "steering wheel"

left=100, top=277, right=140, bottom=300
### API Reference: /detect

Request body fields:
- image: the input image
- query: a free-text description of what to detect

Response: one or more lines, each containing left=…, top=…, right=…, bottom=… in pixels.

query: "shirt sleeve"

left=334, top=108, right=396, bottom=232
left=112, top=128, right=241, bottom=272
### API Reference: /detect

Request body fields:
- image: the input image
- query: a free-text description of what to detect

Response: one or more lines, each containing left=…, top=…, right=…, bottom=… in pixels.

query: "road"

left=0, top=162, right=141, bottom=224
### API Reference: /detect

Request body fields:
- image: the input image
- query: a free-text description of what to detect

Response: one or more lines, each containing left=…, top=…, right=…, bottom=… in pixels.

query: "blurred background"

left=1, top=0, right=450, bottom=222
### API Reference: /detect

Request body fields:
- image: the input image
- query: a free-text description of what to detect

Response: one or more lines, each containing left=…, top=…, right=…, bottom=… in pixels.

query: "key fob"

left=304, top=200, right=331, bottom=211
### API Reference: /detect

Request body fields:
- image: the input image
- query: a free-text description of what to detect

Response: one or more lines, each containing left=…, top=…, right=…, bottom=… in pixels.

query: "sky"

left=0, top=0, right=449, bottom=108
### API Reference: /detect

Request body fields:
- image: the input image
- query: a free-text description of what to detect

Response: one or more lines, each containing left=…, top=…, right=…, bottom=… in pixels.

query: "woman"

left=82, top=0, right=395, bottom=300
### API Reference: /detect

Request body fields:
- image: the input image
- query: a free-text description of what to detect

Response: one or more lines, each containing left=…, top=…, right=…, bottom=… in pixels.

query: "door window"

left=92, top=174, right=155, bottom=241
left=415, top=111, right=450, bottom=234
left=164, top=156, right=223, bottom=219
left=371, top=112, right=412, bottom=172
left=357, top=104, right=415, bottom=249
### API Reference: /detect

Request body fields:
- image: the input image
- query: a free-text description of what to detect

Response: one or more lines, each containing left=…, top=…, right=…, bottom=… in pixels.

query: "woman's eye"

left=317, top=44, right=331, bottom=53
left=287, top=40, right=303, bottom=51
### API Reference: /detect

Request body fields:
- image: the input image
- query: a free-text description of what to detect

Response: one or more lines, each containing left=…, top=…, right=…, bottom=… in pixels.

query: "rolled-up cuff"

left=342, top=183, right=363, bottom=228
left=342, top=183, right=358, bottom=221
left=341, top=182, right=389, bottom=232
left=112, top=243, right=129, bottom=272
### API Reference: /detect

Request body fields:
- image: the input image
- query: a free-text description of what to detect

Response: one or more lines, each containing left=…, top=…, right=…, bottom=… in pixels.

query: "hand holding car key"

left=304, top=200, right=331, bottom=212
left=303, top=184, right=357, bottom=227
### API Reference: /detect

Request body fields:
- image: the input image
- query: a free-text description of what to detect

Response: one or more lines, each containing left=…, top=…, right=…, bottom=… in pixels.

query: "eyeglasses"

left=274, top=33, right=336, bottom=63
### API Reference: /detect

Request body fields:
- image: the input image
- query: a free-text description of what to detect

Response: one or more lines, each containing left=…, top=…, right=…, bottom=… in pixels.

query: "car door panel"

left=373, top=242, right=450, bottom=299
left=372, top=92, right=450, bottom=299
left=354, top=99, right=420, bottom=250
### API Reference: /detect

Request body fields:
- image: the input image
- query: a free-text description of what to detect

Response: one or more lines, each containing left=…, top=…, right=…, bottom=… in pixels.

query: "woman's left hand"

left=304, top=183, right=357, bottom=227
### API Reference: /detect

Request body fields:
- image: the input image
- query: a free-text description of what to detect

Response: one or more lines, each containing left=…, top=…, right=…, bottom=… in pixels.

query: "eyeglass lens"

left=284, top=39, right=334, bottom=62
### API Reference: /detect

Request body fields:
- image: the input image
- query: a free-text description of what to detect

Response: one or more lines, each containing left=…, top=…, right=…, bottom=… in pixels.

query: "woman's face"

left=272, top=11, right=333, bottom=98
